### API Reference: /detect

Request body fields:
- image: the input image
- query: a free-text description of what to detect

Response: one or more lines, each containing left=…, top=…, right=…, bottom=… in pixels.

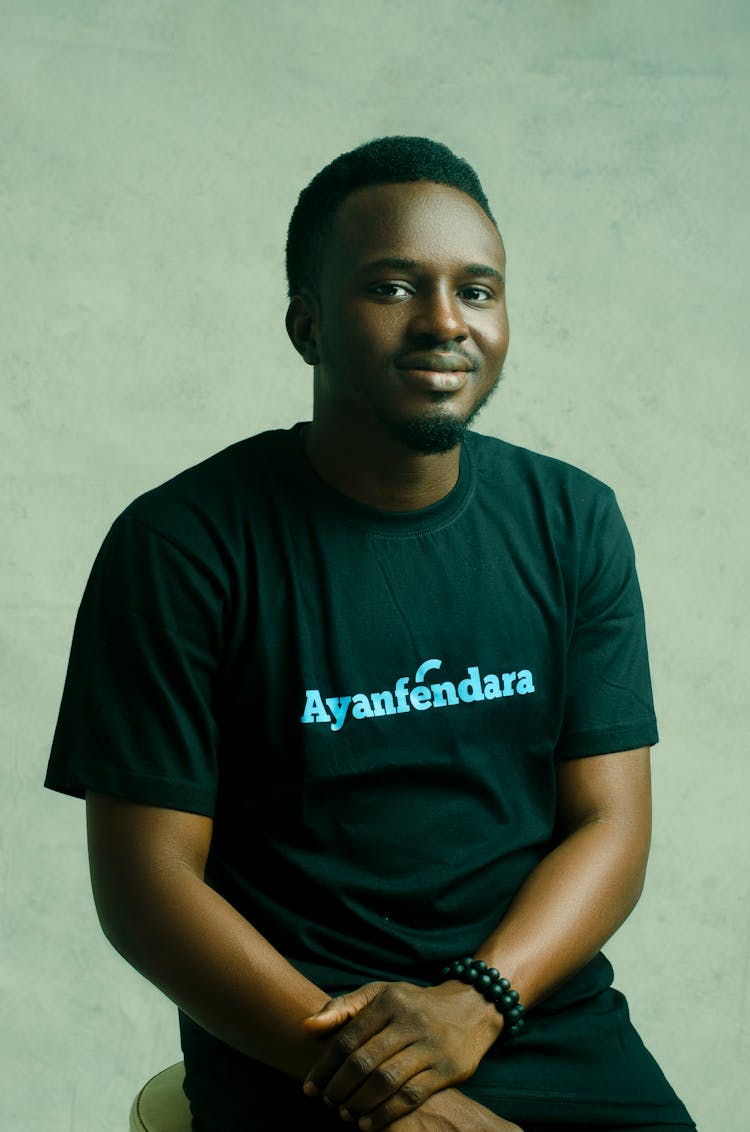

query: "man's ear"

left=285, top=294, right=321, bottom=365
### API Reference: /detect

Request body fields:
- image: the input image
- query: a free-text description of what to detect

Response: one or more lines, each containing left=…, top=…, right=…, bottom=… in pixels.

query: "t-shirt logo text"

left=300, top=657, right=536, bottom=732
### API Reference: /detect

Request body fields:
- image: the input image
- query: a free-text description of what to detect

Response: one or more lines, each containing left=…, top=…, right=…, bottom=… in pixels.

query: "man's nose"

left=409, top=286, right=469, bottom=341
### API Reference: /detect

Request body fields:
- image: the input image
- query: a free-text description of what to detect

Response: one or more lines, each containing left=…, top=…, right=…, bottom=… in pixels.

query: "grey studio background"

left=2, top=2, right=747, bottom=1130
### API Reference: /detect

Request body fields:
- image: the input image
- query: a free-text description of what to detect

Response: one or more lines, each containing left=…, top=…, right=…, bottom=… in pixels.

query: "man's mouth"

left=395, top=352, right=474, bottom=392
left=396, top=352, right=474, bottom=374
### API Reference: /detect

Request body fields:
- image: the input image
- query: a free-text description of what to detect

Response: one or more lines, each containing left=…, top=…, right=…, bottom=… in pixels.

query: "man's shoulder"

left=131, top=425, right=297, bottom=507
left=464, top=431, right=630, bottom=569
left=114, top=425, right=300, bottom=549
left=466, top=429, right=614, bottom=501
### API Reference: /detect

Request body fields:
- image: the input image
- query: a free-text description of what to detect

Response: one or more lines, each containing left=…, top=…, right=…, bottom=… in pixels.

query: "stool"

left=129, top=1062, right=193, bottom=1132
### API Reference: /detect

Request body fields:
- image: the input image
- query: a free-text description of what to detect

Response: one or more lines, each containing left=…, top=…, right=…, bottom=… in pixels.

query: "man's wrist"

left=438, top=957, right=526, bottom=1038
left=431, top=978, right=506, bottom=1052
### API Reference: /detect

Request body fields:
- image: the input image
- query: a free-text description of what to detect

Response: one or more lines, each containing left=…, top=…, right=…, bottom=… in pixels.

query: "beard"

left=384, top=381, right=500, bottom=454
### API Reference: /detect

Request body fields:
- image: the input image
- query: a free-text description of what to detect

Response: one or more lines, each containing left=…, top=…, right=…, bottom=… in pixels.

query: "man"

left=45, top=137, right=696, bottom=1131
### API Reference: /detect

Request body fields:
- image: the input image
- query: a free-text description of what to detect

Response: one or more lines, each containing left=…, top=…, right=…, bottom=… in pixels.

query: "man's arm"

left=85, top=791, right=332, bottom=1080
left=474, top=745, right=651, bottom=1005
left=303, top=747, right=652, bottom=1129
left=87, top=792, right=525, bottom=1131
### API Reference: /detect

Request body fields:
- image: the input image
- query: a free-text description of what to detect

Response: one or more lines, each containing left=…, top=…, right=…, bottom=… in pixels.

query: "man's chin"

left=387, top=413, right=471, bottom=455
left=383, top=378, right=500, bottom=454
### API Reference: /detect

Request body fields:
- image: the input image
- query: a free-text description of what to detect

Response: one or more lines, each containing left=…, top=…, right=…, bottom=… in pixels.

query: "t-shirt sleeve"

left=44, top=510, right=225, bottom=815
left=555, top=487, right=658, bottom=760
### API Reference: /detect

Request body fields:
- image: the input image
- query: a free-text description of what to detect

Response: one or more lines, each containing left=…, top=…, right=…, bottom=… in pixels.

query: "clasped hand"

left=302, top=980, right=503, bottom=1130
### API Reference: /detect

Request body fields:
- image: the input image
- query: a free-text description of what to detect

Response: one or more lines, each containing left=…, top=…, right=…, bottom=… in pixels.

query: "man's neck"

left=302, top=419, right=462, bottom=512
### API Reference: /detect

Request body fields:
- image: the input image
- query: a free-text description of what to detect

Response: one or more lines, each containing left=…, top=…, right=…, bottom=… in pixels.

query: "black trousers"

left=521, top=1125, right=696, bottom=1132
left=191, top=1113, right=696, bottom=1132
left=187, top=1080, right=698, bottom=1132
left=182, top=991, right=696, bottom=1132
left=524, top=1127, right=696, bottom=1132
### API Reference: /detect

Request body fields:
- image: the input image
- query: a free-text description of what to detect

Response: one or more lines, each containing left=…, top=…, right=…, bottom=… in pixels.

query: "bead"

left=437, top=958, right=525, bottom=1042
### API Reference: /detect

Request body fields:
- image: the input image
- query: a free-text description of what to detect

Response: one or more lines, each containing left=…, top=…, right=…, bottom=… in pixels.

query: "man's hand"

left=302, top=981, right=503, bottom=1130
left=385, top=1088, right=523, bottom=1132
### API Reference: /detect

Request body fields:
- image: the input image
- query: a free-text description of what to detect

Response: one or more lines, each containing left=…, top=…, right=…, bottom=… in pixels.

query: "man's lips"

left=396, top=352, right=474, bottom=374
left=395, top=353, right=474, bottom=392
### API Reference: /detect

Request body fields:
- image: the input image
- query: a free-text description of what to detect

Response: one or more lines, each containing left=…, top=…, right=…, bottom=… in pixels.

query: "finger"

left=356, top=1068, right=441, bottom=1131
left=303, top=999, right=394, bottom=1098
left=303, top=984, right=385, bottom=1033
left=310, top=1023, right=419, bottom=1108
left=330, top=1043, right=430, bottom=1120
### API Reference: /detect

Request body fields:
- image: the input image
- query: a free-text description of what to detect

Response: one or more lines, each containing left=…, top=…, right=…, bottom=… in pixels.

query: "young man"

left=45, top=137, right=696, bottom=1132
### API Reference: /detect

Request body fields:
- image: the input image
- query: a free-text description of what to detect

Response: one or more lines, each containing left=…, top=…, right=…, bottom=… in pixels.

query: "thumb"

left=302, top=983, right=385, bottom=1031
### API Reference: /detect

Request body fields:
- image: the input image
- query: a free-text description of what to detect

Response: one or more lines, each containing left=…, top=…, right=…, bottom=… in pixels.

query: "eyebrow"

left=359, top=257, right=505, bottom=284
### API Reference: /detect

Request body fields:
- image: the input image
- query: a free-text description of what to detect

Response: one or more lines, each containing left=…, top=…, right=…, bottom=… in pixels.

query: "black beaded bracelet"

left=438, top=957, right=526, bottom=1037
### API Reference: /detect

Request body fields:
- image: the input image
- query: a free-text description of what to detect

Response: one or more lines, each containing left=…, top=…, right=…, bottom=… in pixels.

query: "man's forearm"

left=94, top=860, right=330, bottom=1080
left=300, top=812, right=650, bottom=1129
left=474, top=814, right=649, bottom=1011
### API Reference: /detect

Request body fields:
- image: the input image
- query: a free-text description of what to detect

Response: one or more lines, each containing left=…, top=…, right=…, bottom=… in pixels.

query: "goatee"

left=386, top=382, right=500, bottom=454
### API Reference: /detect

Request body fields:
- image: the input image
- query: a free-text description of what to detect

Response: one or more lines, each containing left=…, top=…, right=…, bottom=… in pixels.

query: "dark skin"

left=87, top=181, right=652, bottom=1132
left=285, top=181, right=510, bottom=511
left=301, top=748, right=651, bottom=1131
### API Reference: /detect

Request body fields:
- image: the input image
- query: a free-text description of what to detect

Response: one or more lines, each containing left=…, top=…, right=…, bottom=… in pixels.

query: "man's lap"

left=180, top=992, right=695, bottom=1132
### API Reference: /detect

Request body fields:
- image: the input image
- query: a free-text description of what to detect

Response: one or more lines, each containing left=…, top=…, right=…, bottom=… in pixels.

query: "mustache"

left=395, top=349, right=478, bottom=372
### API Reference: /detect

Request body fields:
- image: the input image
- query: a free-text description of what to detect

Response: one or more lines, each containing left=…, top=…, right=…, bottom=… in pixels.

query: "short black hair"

left=285, top=135, right=497, bottom=300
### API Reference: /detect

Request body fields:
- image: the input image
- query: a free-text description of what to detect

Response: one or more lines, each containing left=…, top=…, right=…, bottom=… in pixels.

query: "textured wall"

left=3, top=2, right=747, bottom=1129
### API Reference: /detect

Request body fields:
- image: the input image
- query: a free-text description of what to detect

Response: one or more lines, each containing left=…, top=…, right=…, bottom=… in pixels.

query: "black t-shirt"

left=45, top=425, right=693, bottom=1126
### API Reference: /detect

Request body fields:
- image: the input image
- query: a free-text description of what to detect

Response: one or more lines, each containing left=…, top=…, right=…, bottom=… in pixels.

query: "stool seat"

left=129, top=1062, right=192, bottom=1132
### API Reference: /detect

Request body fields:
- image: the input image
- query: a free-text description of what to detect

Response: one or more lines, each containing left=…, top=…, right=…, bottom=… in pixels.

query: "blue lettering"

left=326, top=696, right=352, bottom=732
left=457, top=666, right=485, bottom=703
left=301, top=689, right=331, bottom=725
left=431, top=681, right=459, bottom=707
left=301, top=661, right=535, bottom=728
left=394, top=676, right=410, bottom=713
left=501, top=671, right=517, bottom=696
left=483, top=673, right=502, bottom=699
left=410, top=685, right=432, bottom=710
left=371, top=690, right=396, bottom=717
left=351, top=693, right=374, bottom=719
left=516, top=669, right=535, bottom=695
left=414, top=658, right=442, bottom=683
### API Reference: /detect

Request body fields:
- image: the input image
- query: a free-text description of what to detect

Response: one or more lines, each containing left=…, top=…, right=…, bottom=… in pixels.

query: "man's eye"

left=460, top=286, right=493, bottom=302
left=370, top=282, right=410, bottom=298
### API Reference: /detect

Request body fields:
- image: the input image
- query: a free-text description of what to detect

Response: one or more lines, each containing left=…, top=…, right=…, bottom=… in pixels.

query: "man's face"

left=309, top=180, right=509, bottom=454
